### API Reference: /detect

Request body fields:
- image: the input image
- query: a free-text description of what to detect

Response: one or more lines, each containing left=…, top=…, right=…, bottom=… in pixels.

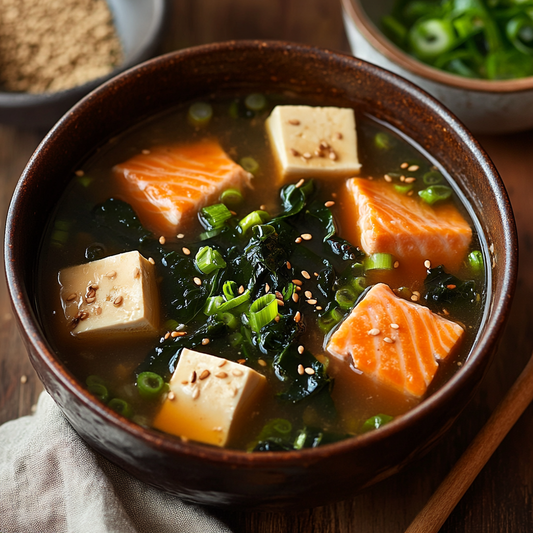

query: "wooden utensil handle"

left=406, top=353, right=533, bottom=533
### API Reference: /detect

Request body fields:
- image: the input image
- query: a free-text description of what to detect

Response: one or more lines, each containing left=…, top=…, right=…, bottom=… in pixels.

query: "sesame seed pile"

left=0, top=0, right=123, bottom=93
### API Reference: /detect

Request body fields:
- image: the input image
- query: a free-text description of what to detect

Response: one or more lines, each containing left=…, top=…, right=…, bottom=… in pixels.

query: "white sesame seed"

left=182, top=247, right=191, bottom=255
left=383, top=337, right=394, bottom=344
left=292, top=293, right=299, bottom=303
left=408, top=165, right=419, bottom=172
left=168, top=392, right=175, bottom=400
left=297, top=364, right=305, bottom=375
left=20, top=375, right=27, bottom=384
left=384, top=174, right=392, bottom=182
left=295, top=237, right=302, bottom=243
left=304, top=290, right=312, bottom=298
left=306, top=299, right=317, bottom=305
left=295, top=178, right=305, bottom=188
left=304, top=367, right=315, bottom=375
left=411, top=295, right=419, bottom=302
left=324, top=200, right=335, bottom=207
left=286, top=261, right=291, bottom=269
left=258, top=359, right=267, bottom=367
left=265, top=283, right=270, bottom=293
left=405, top=177, right=417, bottom=183
left=193, top=277, right=202, bottom=286
left=159, top=236, right=166, bottom=245
left=294, top=311, right=301, bottom=323
left=391, top=323, right=400, bottom=329
left=232, top=369, right=243, bottom=376
left=192, top=388, right=200, bottom=400
left=400, top=162, right=409, bottom=169
left=201, top=338, right=209, bottom=345
left=301, top=233, right=312, bottom=241
left=75, top=170, right=84, bottom=177
left=368, top=328, right=381, bottom=336
left=238, top=285, right=245, bottom=294
left=298, top=345, right=304, bottom=354
left=393, top=261, right=400, bottom=268
left=301, top=270, right=311, bottom=279
left=148, top=257, right=155, bottom=265
left=177, top=233, right=185, bottom=239
left=424, top=260, right=431, bottom=269
left=292, top=279, right=303, bottom=286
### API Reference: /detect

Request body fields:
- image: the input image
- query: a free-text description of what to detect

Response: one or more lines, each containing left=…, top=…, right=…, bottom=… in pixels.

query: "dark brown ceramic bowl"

left=5, top=41, right=517, bottom=509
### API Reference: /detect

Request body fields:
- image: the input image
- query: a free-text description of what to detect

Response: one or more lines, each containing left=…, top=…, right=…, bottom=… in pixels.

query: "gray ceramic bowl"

left=342, top=0, right=533, bottom=134
left=0, top=0, right=167, bottom=129
left=5, top=41, right=518, bottom=509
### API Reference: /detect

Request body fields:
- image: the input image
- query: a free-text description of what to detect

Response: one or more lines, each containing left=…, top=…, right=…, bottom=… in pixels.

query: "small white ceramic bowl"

left=341, top=0, right=533, bottom=134
left=0, top=0, right=167, bottom=130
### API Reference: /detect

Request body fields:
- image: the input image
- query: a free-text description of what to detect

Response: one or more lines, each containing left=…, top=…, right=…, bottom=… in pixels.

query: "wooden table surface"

left=1, top=1, right=533, bottom=531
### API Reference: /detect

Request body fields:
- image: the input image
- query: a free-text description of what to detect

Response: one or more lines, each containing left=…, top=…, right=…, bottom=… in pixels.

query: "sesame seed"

left=400, top=162, right=409, bottom=169
left=400, top=175, right=405, bottom=182
left=20, top=375, right=27, bottom=384
left=319, top=141, right=330, bottom=150
left=383, top=337, right=394, bottom=344
left=265, top=283, right=270, bottom=293
left=413, top=291, right=420, bottom=297
left=168, top=392, right=175, bottom=400
left=288, top=119, right=300, bottom=125
left=232, top=387, right=239, bottom=397
left=218, top=360, right=227, bottom=367
left=193, top=277, right=202, bottom=286
left=113, top=296, right=123, bottom=307
left=408, top=165, right=419, bottom=172
left=424, top=260, right=431, bottom=269
left=301, top=270, right=311, bottom=279
left=447, top=284, right=457, bottom=290
left=182, top=247, right=191, bottom=256
left=275, top=290, right=283, bottom=299
left=199, top=369, right=211, bottom=380
left=295, top=178, right=305, bottom=188
left=95, top=306, right=102, bottom=316
left=394, top=261, right=400, bottom=268
left=294, top=311, right=301, bottom=323
left=298, top=345, right=304, bottom=354
left=105, top=271, right=116, bottom=279
left=298, top=364, right=305, bottom=375
left=133, top=267, right=141, bottom=279
left=303, top=152, right=312, bottom=159
left=170, top=331, right=179, bottom=338
left=75, top=170, right=84, bottom=177
left=175, top=331, right=187, bottom=337
left=237, top=359, right=246, bottom=364
left=148, top=257, right=155, bottom=265
left=325, top=200, right=335, bottom=207
left=292, top=293, right=299, bottom=303
left=165, top=332, right=170, bottom=340
left=384, top=174, right=393, bottom=182
left=408, top=190, right=414, bottom=196
left=314, top=272, right=319, bottom=277
left=192, top=388, right=200, bottom=400
left=405, top=177, right=417, bottom=183
left=215, top=372, right=228, bottom=378
left=91, top=283, right=99, bottom=289
left=329, top=150, right=338, bottom=161
left=290, top=148, right=300, bottom=157
left=276, top=299, right=285, bottom=306
left=411, top=295, right=419, bottom=302
left=275, top=315, right=280, bottom=322
left=181, top=380, right=188, bottom=385
left=316, top=306, right=322, bottom=310
left=306, top=298, right=317, bottom=305
left=177, top=233, right=185, bottom=239
left=142, top=149, right=151, bottom=155
left=304, top=290, right=312, bottom=298
left=305, top=367, right=315, bottom=375
left=301, top=233, right=312, bottom=241
left=292, top=279, right=303, bottom=286
left=238, top=285, right=245, bottom=294
left=286, top=261, right=291, bottom=269
left=258, top=359, right=267, bottom=367
left=159, top=236, right=166, bottom=245
left=201, top=338, right=210, bottom=345
left=86, top=296, right=96, bottom=304
left=391, top=323, right=400, bottom=329
left=66, top=293, right=77, bottom=302
left=190, top=371, right=197, bottom=383
left=335, top=132, right=343, bottom=139
left=368, top=328, right=381, bottom=336
left=232, top=369, right=244, bottom=376
left=295, top=237, right=302, bottom=243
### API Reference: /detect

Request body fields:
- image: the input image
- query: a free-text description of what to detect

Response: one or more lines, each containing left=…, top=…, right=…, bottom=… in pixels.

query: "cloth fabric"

left=0, top=392, right=233, bottom=533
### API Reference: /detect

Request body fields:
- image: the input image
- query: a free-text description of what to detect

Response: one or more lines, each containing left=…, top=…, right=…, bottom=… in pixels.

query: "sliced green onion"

left=204, top=296, right=224, bottom=316
left=408, top=19, right=456, bottom=60
left=51, top=229, right=69, bottom=247
left=318, top=307, right=344, bottom=334
left=187, top=102, right=213, bottom=127
left=220, top=188, right=243, bottom=208
left=282, top=283, right=296, bottom=301
left=240, top=156, right=260, bottom=175
left=76, top=175, right=93, bottom=188
left=195, top=246, right=226, bottom=275
left=137, top=372, right=165, bottom=400
left=229, top=331, right=243, bottom=347
left=108, top=398, right=134, bottom=419
left=223, top=280, right=239, bottom=301
left=238, top=210, right=270, bottom=233
left=418, top=185, right=452, bottom=205
left=349, top=276, right=366, bottom=298
left=218, top=289, right=251, bottom=313
left=374, top=132, right=394, bottom=150
left=335, top=288, right=357, bottom=310
left=394, top=183, right=413, bottom=194
left=199, top=228, right=223, bottom=241
left=244, top=93, right=267, bottom=112
left=86, top=376, right=109, bottom=403
left=220, top=312, right=239, bottom=330
left=423, top=170, right=444, bottom=185
left=361, top=413, right=393, bottom=433
left=200, top=203, right=233, bottom=230
left=248, top=294, right=278, bottom=333
left=507, top=15, right=533, bottom=54
left=164, top=319, right=180, bottom=331
left=468, top=250, right=484, bottom=276
left=364, top=253, right=394, bottom=271
left=86, top=375, right=105, bottom=388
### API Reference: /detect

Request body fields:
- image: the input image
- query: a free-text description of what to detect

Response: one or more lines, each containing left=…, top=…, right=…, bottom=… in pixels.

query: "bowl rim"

left=5, top=39, right=518, bottom=468
left=342, top=0, right=533, bottom=93
left=0, top=0, right=168, bottom=106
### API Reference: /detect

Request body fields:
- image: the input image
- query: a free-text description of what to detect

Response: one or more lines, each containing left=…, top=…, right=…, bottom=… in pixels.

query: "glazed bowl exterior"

left=341, top=0, right=533, bottom=134
left=5, top=41, right=517, bottom=509
left=0, top=0, right=167, bottom=129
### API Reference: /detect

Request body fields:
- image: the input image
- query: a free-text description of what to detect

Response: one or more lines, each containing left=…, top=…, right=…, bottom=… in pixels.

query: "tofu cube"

left=58, top=250, right=160, bottom=337
left=153, top=349, right=267, bottom=447
left=266, top=105, right=361, bottom=182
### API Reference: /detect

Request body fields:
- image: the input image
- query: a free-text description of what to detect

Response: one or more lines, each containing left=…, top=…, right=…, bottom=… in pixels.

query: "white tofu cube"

left=58, top=250, right=160, bottom=337
left=153, top=348, right=267, bottom=447
left=266, top=105, right=361, bottom=182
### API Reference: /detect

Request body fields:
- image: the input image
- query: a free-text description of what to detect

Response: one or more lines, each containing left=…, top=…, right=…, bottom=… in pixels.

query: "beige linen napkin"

left=0, top=392, right=233, bottom=533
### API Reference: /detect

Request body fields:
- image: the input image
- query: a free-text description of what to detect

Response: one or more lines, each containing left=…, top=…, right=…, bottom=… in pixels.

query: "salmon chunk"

left=326, top=283, right=464, bottom=397
left=113, top=140, right=252, bottom=236
left=346, top=178, right=472, bottom=273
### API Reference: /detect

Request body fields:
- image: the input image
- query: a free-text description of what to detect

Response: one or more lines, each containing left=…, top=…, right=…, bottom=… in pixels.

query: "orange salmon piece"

left=326, top=283, right=464, bottom=397
left=346, top=178, right=472, bottom=272
left=113, top=140, right=251, bottom=236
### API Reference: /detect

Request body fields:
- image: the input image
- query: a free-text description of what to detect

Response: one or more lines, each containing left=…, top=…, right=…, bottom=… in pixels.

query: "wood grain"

left=1, top=1, right=532, bottom=532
